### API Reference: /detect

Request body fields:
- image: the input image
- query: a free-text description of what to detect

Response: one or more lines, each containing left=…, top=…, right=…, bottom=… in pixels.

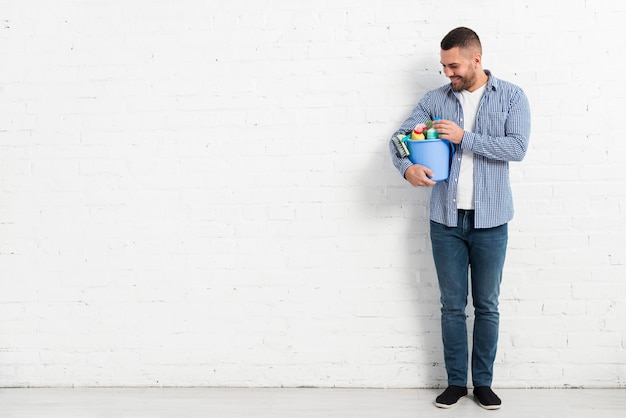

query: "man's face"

left=440, top=46, right=480, bottom=92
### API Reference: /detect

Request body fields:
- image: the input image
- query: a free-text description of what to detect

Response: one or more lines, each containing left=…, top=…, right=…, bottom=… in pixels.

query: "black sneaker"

left=473, top=386, right=502, bottom=410
left=435, top=385, right=468, bottom=408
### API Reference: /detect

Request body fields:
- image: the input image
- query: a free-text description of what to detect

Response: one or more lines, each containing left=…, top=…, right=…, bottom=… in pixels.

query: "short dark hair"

left=440, top=27, right=482, bottom=53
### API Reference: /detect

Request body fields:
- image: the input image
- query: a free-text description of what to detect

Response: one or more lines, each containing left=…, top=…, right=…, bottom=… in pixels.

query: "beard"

left=450, top=69, right=476, bottom=92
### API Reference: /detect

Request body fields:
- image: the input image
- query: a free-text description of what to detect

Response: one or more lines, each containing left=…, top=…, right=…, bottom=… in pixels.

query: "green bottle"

left=426, top=118, right=441, bottom=139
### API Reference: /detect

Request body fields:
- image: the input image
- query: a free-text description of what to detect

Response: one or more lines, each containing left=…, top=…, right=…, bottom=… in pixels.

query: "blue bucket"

left=406, top=139, right=455, bottom=181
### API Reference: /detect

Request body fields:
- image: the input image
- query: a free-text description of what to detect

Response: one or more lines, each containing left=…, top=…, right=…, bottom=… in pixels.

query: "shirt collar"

left=484, top=70, right=497, bottom=91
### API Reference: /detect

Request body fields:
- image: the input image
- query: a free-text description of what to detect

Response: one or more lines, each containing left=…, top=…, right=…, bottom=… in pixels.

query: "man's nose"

left=443, top=67, right=454, bottom=78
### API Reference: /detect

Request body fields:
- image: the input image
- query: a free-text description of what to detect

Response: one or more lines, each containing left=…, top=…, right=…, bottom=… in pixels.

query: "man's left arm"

left=434, top=88, right=531, bottom=162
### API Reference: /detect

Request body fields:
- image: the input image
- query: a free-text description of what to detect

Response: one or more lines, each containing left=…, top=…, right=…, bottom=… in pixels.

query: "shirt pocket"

left=483, top=112, right=507, bottom=137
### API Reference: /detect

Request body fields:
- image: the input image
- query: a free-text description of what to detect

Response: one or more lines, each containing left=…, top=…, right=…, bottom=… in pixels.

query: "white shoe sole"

left=435, top=395, right=466, bottom=409
left=478, top=401, right=502, bottom=410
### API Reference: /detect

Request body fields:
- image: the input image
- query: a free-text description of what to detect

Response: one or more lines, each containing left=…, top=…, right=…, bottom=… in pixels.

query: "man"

left=389, top=27, right=531, bottom=409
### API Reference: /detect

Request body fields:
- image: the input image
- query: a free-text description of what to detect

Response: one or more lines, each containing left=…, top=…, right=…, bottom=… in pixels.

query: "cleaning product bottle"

left=411, top=123, right=427, bottom=140
left=426, top=118, right=441, bottom=139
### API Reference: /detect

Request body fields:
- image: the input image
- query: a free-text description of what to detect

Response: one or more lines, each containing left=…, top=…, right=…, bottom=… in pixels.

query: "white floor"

left=0, top=388, right=624, bottom=417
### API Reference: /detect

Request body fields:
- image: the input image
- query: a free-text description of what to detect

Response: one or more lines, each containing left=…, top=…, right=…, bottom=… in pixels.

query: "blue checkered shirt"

left=390, top=71, right=531, bottom=228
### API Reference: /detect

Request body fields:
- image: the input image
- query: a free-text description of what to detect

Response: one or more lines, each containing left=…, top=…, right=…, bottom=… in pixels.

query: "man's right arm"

left=388, top=96, right=436, bottom=186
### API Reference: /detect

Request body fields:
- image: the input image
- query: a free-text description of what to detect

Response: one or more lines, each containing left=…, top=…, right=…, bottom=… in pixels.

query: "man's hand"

left=433, top=119, right=464, bottom=144
left=404, top=164, right=437, bottom=187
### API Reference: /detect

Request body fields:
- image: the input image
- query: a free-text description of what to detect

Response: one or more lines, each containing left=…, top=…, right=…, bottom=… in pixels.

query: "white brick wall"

left=0, top=0, right=624, bottom=388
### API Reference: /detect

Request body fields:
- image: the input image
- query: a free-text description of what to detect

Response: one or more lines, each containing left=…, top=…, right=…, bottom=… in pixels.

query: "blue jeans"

left=430, top=210, right=508, bottom=387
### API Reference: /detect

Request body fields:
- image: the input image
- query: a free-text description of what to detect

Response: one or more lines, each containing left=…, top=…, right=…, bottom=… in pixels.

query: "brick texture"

left=0, top=0, right=624, bottom=387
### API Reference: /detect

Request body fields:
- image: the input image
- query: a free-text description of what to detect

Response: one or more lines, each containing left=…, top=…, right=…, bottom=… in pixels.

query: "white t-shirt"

left=456, top=84, right=486, bottom=210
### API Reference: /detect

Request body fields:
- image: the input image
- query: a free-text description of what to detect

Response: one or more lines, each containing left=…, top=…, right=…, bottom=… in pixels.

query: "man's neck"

left=467, top=70, right=489, bottom=92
